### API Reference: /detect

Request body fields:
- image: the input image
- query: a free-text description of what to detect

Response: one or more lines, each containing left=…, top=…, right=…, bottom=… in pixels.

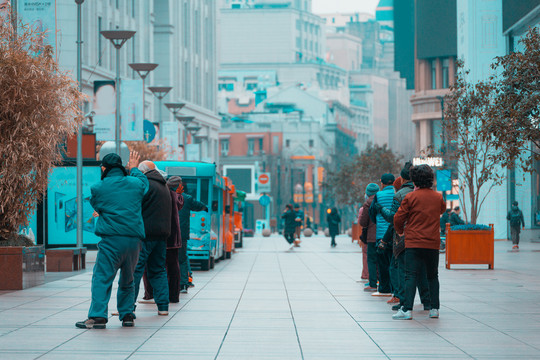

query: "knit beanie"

left=365, top=183, right=380, bottom=197
left=381, top=173, right=395, bottom=185
left=101, top=153, right=127, bottom=179
left=167, top=176, right=183, bottom=191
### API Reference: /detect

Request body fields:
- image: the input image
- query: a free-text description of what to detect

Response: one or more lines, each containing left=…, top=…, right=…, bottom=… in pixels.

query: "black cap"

left=100, top=153, right=127, bottom=179
left=401, top=161, right=412, bottom=180
left=381, top=173, right=395, bottom=185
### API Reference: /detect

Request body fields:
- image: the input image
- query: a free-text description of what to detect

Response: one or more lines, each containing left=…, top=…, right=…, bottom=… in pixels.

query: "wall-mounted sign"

left=413, top=157, right=444, bottom=167
left=257, top=173, right=271, bottom=193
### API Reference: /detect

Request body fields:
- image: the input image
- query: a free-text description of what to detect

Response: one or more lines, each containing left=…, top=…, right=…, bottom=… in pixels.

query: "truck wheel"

left=225, top=251, right=231, bottom=259
left=210, top=257, right=215, bottom=269
left=201, top=259, right=210, bottom=271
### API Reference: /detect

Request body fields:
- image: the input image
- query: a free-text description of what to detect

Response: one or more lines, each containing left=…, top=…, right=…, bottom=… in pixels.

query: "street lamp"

left=187, top=124, right=202, bottom=161
left=75, top=0, right=85, bottom=249
left=128, top=63, right=158, bottom=123
left=148, top=86, right=173, bottom=139
left=176, top=115, right=195, bottom=149
left=165, top=102, right=186, bottom=118
left=100, top=30, right=136, bottom=155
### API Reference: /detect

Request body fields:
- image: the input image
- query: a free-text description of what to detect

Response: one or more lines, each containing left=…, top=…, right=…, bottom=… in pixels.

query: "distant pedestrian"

left=440, top=209, right=451, bottom=235
left=449, top=206, right=465, bottom=227
left=393, top=165, right=445, bottom=320
left=327, top=207, right=341, bottom=247
left=282, top=204, right=297, bottom=249
left=306, top=216, right=312, bottom=230
left=132, top=161, right=172, bottom=317
left=369, top=173, right=396, bottom=297
left=294, top=204, right=304, bottom=246
left=357, top=207, right=369, bottom=280
left=359, top=183, right=380, bottom=292
left=76, top=152, right=148, bottom=329
left=507, top=201, right=525, bottom=250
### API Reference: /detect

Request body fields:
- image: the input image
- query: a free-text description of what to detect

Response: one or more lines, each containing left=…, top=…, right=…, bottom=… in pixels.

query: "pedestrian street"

left=1, top=235, right=540, bottom=359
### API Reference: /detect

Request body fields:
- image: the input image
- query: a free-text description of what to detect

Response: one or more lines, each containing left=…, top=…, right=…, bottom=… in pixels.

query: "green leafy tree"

left=324, top=144, right=402, bottom=207
left=485, top=27, right=540, bottom=172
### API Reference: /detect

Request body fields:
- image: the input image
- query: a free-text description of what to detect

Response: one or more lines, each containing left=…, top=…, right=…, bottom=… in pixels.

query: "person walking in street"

left=140, top=176, right=184, bottom=304
left=507, top=201, right=525, bottom=250
left=450, top=206, right=465, bottom=227
left=132, top=161, right=172, bottom=316
left=359, top=183, right=380, bottom=292
left=327, top=207, right=341, bottom=247
left=377, top=163, right=431, bottom=311
left=76, top=152, right=148, bottom=329
left=177, top=180, right=208, bottom=293
left=369, top=173, right=396, bottom=297
left=282, top=204, right=297, bottom=249
left=393, top=165, right=446, bottom=320
left=294, top=204, right=304, bottom=247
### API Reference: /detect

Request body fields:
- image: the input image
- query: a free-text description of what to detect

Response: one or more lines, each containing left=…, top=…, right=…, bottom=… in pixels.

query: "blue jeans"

left=133, top=240, right=169, bottom=312
left=88, top=236, right=141, bottom=321
left=367, top=242, right=378, bottom=288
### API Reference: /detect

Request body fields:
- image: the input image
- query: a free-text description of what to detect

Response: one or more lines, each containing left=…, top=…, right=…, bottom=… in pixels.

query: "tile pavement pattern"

left=0, top=235, right=540, bottom=359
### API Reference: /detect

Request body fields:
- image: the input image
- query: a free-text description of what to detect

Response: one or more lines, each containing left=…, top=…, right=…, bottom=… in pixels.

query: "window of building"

left=132, top=0, right=135, bottom=17
left=183, top=1, right=190, bottom=48
left=221, top=139, right=229, bottom=156
left=247, top=139, right=255, bottom=156
left=309, top=139, right=314, bottom=147
left=332, top=17, right=335, bottom=23
left=431, top=119, right=443, bottom=150
left=273, top=135, right=279, bottom=153
left=431, top=59, right=437, bottom=90
left=296, top=37, right=301, bottom=49
left=310, top=41, right=313, bottom=51
left=258, top=138, right=264, bottom=154
left=116, top=0, right=119, bottom=9
left=296, top=19, right=301, bottom=30
left=286, top=139, right=290, bottom=147
left=246, top=82, right=257, bottom=91
left=442, top=58, right=449, bottom=89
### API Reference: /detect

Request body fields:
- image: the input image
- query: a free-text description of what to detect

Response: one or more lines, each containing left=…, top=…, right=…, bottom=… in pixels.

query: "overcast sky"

left=312, top=0, right=380, bottom=15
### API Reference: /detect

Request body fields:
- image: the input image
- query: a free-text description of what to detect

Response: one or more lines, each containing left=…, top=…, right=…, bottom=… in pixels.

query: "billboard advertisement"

left=93, top=80, right=116, bottom=141
left=47, top=167, right=102, bottom=246
left=17, top=0, right=57, bottom=55
left=120, top=79, right=144, bottom=141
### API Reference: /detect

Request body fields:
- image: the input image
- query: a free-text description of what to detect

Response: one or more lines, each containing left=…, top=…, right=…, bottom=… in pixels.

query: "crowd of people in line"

left=76, top=151, right=207, bottom=329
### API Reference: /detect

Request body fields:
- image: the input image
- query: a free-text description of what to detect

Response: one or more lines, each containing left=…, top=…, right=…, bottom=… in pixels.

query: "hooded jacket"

left=327, top=211, right=341, bottom=236
left=359, top=195, right=377, bottom=243
left=282, top=209, right=298, bottom=233
left=370, top=185, right=395, bottom=240
left=90, top=167, right=149, bottom=239
left=141, top=169, right=172, bottom=240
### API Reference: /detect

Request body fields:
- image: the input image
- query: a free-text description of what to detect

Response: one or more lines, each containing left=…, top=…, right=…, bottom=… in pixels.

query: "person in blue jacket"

left=76, top=151, right=148, bottom=329
left=369, top=173, right=396, bottom=296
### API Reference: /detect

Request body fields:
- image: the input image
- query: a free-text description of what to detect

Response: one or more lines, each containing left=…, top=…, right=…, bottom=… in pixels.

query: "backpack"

left=509, top=210, right=522, bottom=227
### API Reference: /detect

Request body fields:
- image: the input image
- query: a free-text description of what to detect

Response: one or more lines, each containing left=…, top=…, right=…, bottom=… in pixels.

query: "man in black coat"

left=175, top=178, right=208, bottom=293
left=132, top=161, right=172, bottom=316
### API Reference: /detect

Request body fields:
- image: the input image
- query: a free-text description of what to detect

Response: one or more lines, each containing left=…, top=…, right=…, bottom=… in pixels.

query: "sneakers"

left=392, top=304, right=402, bottom=311
left=158, top=310, right=169, bottom=316
left=512, top=245, right=519, bottom=250
left=122, top=313, right=135, bottom=327
left=180, top=285, right=188, bottom=294
left=138, top=298, right=155, bottom=304
left=75, top=317, right=107, bottom=329
left=372, top=292, right=392, bottom=297
left=429, top=309, right=439, bottom=318
left=392, top=308, right=412, bottom=320
left=364, top=286, right=377, bottom=292
left=387, top=296, right=400, bottom=304
left=188, top=282, right=195, bottom=288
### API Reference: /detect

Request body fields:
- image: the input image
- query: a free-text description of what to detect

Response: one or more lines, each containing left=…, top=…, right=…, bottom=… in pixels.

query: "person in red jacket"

left=392, top=165, right=445, bottom=320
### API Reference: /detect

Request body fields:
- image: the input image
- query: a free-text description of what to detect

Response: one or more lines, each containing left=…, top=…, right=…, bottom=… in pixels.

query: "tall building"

left=54, top=0, right=220, bottom=162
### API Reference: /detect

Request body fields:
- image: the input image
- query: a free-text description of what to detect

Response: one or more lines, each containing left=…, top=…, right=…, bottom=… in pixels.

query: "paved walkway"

left=1, top=235, right=540, bottom=359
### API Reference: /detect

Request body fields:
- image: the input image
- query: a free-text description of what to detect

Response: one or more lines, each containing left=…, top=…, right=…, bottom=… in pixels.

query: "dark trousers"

left=284, top=232, right=295, bottom=244
left=142, top=248, right=181, bottom=303
left=367, top=242, right=378, bottom=288
left=511, top=226, right=521, bottom=245
left=330, top=235, right=336, bottom=246
left=389, top=252, right=399, bottom=297
left=133, top=240, right=169, bottom=312
left=376, top=243, right=392, bottom=294
left=403, top=248, right=439, bottom=312
left=179, top=240, right=191, bottom=287
left=396, top=251, right=430, bottom=306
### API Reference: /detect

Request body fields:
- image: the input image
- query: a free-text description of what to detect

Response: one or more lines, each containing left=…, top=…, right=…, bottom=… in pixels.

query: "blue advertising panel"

left=18, top=0, right=57, bottom=54
left=436, top=170, right=452, bottom=192
left=47, top=167, right=102, bottom=245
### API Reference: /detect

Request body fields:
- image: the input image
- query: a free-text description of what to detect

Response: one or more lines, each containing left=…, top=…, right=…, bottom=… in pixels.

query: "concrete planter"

left=303, top=228, right=313, bottom=237
left=445, top=224, right=494, bottom=269
left=262, top=229, right=272, bottom=237
left=0, top=245, right=45, bottom=290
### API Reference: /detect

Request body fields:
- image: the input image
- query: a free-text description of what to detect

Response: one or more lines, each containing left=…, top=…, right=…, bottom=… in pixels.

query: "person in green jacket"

left=76, top=152, right=148, bottom=329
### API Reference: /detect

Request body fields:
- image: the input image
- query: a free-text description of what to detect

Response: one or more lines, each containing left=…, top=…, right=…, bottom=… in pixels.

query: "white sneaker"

left=371, top=292, right=392, bottom=297
left=138, top=298, right=155, bottom=304
left=392, top=308, right=412, bottom=320
left=429, top=309, right=439, bottom=318
left=158, top=310, right=169, bottom=316
left=289, top=244, right=295, bottom=250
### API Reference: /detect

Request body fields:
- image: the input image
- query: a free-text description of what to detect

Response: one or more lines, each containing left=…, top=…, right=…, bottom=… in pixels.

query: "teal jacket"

left=372, top=185, right=395, bottom=240
left=90, top=167, right=149, bottom=239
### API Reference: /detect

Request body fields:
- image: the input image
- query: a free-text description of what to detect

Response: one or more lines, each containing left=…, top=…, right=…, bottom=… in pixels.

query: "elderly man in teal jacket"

left=76, top=152, right=148, bottom=329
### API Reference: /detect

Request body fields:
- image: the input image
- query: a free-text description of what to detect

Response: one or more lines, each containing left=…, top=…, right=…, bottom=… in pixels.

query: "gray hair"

left=138, top=161, right=154, bottom=174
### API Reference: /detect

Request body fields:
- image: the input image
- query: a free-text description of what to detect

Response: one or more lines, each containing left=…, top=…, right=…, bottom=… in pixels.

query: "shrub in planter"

left=0, top=234, right=44, bottom=290
left=445, top=223, right=494, bottom=269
